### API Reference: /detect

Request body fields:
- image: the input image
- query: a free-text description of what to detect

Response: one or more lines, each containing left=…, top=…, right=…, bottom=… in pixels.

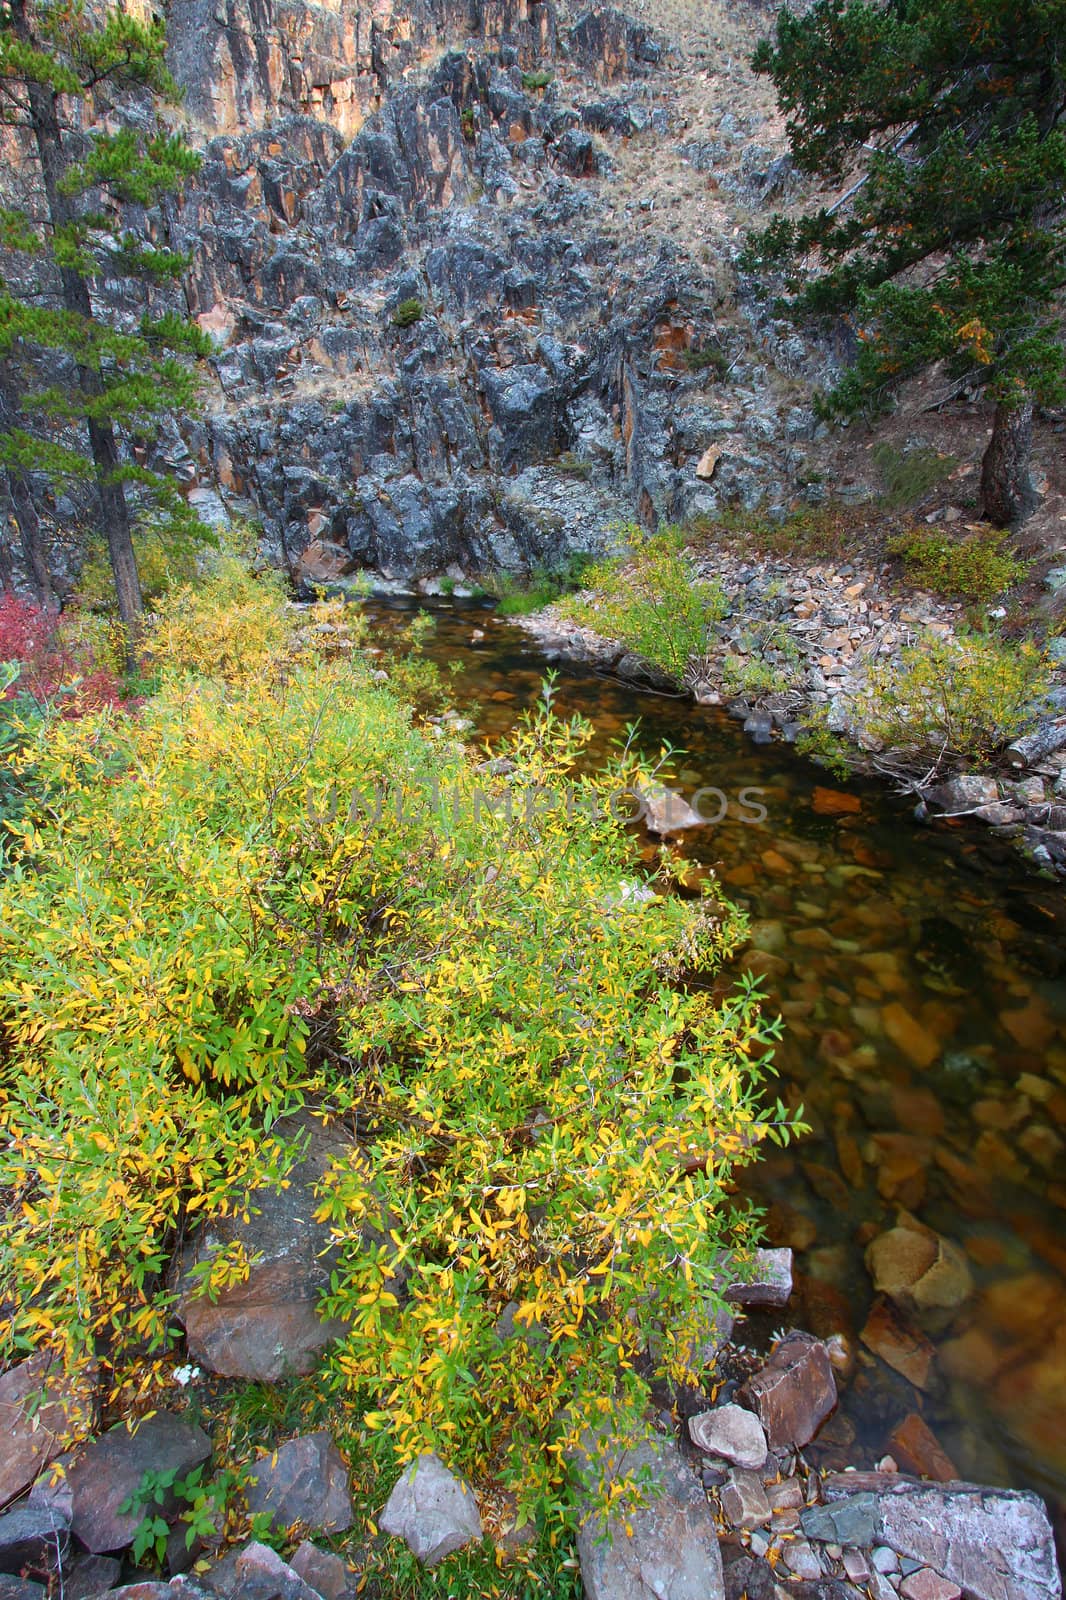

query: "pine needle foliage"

left=744, top=0, right=1066, bottom=520
left=0, top=0, right=212, bottom=622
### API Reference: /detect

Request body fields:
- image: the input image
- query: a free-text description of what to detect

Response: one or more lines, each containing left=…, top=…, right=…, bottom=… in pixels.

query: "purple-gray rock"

left=688, top=1405, right=767, bottom=1470
left=0, top=1579, right=47, bottom=1600
left=244, top=1434, right=352, bottom=1536
left=0, top=1504, right=69, bottom=1575
left=723, top=1247, right=793, bottom=1309
left=229, top=1542, right=326, bottom=1600
left=576, top=1434, right=725, bottom=1600
left=719, top=1469, right=772, bottom=1532
left=0, top=1355, right=94, bottom=1511
left=819, top=1472, right=1061, bottom=1600
left=379, top=1453, right=482, bottom=1568
left=66, top=1414, right=212, bottom=1554
left=288, top=1540, right=352, bottom=1600
left=740, top=1331, right=837, bottom=1450
left=59, top=1552, right=123, bottom=1600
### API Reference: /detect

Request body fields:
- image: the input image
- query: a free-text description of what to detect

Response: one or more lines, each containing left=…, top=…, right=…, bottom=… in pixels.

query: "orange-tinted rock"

left=881, top=1003, right=942, bottom=1069
left=940, top=1326, right=1012, bottom=1387
left=999, top=997, right=1057, bottom=1051
left=293, top=538, right=356, bottom=589
left=861, top=1296, right=937, bottom=1390
left=811, top=787, right=862, bottom=816
left=888, top=1413, right=959, bottom=1482
left=865, top=1225, right=973, bottom=1319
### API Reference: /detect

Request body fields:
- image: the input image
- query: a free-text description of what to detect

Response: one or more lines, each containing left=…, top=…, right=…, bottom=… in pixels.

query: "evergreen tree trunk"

left=0, top=371, right=55, bottom=606
left=981, top=397, right=1038, bottom=527
left=10, top=0, right=142, bottom=644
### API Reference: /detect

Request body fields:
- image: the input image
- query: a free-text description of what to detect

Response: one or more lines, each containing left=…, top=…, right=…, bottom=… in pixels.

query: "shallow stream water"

left=366, top=595, right=1066, bottom=1538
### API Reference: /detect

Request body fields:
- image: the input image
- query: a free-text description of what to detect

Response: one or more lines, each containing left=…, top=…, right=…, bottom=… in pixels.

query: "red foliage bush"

left=0, top=592, right=126, bottom=715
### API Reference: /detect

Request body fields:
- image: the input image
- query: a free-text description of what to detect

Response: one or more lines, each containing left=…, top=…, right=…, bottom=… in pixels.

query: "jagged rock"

left=816, top=1473, right=1061, bottom=1600
left=379, top=1453, right=482, bottom=1568
left=860, top=1296, right=936, bottom=1391
left=174, top=1114, right=356, bottom=1382
left=245, top=1434, right=352, bottom=1535
left=66, top=1414, right=212, bottom=1554
left=0, top=1505, right=69, bottom=1575
left=928, top=775, right=999, bottom=813
left=576, top=1434, right=725, bottom=1600
left=288, top=1541, right=352, bottom=1600
left=59, top=1553, right=123, bottom=1600
left=230, top=1542, right=325, bottom=1600
left=293, top=539, right=356, bottom=592
left=740, top=1331, right=837, bottom=1450
left=0, top=1355, right=94, bottom=1510
left=688, top=1405, right=767, bottom=1471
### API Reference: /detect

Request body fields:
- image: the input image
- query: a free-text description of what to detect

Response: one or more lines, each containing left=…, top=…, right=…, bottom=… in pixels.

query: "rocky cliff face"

left=156, top=0, right=819, bottom=582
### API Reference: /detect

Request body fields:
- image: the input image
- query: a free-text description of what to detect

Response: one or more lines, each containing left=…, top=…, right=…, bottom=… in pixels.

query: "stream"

left=366, top=594, right=1066, bottom=1537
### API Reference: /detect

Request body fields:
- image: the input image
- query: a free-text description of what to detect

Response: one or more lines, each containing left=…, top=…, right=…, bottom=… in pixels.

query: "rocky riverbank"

left=1, top=1241, right=1060, bottom=1600
left=514, top=543, right=1066, bottom=875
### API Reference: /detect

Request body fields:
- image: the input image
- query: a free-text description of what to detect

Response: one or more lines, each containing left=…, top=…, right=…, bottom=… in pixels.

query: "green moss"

left=521, top=69, right=554, bottom=91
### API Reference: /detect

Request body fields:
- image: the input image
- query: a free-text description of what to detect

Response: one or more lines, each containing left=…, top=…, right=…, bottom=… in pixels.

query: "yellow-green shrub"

left=559, top=526, right=726, bottom=680
left=148, top=556, right=290, bottom=680
left=887, top=525, right=1029, bottom=602
left=862, top=628, right=1049, bottom=767
left=0, top=577, right=796, bottom=1520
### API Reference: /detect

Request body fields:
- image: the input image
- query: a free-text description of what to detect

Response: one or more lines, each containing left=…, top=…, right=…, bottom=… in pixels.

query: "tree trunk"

left=981, top=397, right=1038, bottom=527
left=0, top=370, right=55, bottom=607
left=10, top=0, right=142, bottom=649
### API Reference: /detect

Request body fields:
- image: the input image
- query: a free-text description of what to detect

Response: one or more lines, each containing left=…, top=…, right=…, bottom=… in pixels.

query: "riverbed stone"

left=861, top=1296, right=937, bottom=1391
left=245, top=1433, right=352, bottom=1535
left=688, top=1405, right=767, bottom=1470
left=740, top=1332, right=837, bottom=1449
left=865, top=1225, right=973, bottom=1319
left=576, top=1433, right=725, bottom=1600
left=66, top=1413, right=212, bottom=1553
left=379, top=1453, right=482, bottom=1568
left=887, top=1414, right=958, bottom=1483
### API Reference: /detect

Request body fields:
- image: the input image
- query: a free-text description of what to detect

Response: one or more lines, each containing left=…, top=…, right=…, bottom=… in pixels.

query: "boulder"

left=59, top=1553, right=122, bottom=1600
left=66, top=1413, right=211, bottom=1554
left=688, top=1405, right=767, bottom=1471
left=174, top=1115, right=356, bottom=1382
left=639, top=784, right=705, bottom=834
left=293, top=539, right=356, bottom=592
left=245, top=1433, right=352, bottom=1536
left=817, top=1473, right=1061, bottom=1600
left=0, top=1355, right=94, bottom=1510
left=740, top=1332, right=837, bottom=1450
left=576, top=1434, right=724, bottom=1600
left=379, top=1453, right=482, bottom=1568
left=719, top=1468, right=771, bottom=1532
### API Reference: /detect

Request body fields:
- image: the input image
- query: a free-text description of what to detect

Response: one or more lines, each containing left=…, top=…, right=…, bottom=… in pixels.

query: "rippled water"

left=366, top=595, right=1066, bottom=1535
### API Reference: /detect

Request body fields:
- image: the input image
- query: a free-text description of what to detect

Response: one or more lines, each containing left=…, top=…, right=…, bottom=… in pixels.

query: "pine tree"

left=745, top=0, right=1066, bottom=525
left=0, top=0, right=211, bottom=634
